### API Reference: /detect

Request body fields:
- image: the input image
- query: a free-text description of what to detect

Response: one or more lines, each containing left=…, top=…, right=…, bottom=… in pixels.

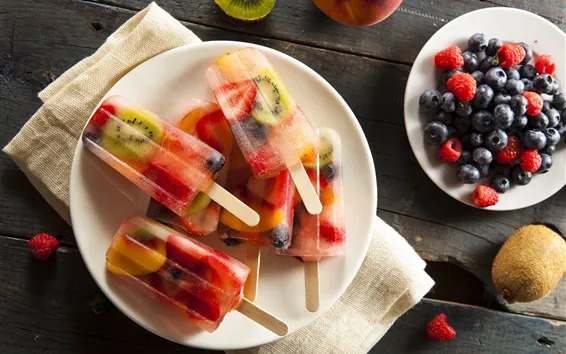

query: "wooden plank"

left=2, top=235, right=564, bottom=353
left=84, top=0, right=566, bottom=63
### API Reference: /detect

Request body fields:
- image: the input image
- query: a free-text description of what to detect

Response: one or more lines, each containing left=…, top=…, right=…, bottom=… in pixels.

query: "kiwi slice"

left=184, top=192, right=212, bottom=216
left=251, top=71, right=292, bottom=125
left=101, top=107, right=164, bottom=160
left=215, top=0, right=276, bottom=22
left=304, top=134, right=333, bottom=169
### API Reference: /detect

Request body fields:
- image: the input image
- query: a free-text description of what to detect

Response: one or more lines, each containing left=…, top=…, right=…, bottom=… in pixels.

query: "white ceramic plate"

left=405, top=7, right=566, bottom=210
left=69, top=41, right=377, bottom=350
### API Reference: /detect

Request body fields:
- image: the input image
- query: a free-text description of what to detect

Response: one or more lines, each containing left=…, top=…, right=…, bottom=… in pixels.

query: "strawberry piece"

left=447, top=73, right=476, bottom=102
left=195, top=109, right=234, bottom=154
left=320, top=221, right=345, bottom=243
left=535, top=54, right=556, bottom=75
left=144, top=159, right=193, bottom=203
left=522, top=91, right=543, bottom=116
left=247, top=149, right=275, bottom=177
left=519, top=150, right=542, bottom=173
left=90, top=102, right=115, bottom=128
left=496, top=136, right=523, bottom=164
left=215, top=80, right=257, bottom=120
left=306, top=169, right=329, bottom=189
left=262, top=170, right=292, bottom=207
left=472, top=185, right=499, bottom=208
left=426, top=313, right=456, bottom=341
left=438, top=138, right=462, bottom=162
left=434, top=46, right=464, bottom=69
left=497, top=43, right=525, bottom=68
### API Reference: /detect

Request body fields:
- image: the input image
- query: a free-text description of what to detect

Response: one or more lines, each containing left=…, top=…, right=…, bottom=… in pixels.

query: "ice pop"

left=147, top=100, right=234, bottom=236
left=207, top=47, right=322, bottom=215
left=106, top=216, right=288, bottom=334
left=82, top=96, right=259, bottom=226
left=276, top=128, right=345, bottom=311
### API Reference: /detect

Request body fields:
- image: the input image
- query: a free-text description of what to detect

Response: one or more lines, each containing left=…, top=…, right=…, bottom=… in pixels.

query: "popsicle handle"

left=244, top=243, right=261, bottom=302
left=305, top=260, right=320, bottom=312
left=237, top=298, right=289, bottom=336
left=288, top=162, right=322, bottom=215
left=206, top=182, right=260, bottom=226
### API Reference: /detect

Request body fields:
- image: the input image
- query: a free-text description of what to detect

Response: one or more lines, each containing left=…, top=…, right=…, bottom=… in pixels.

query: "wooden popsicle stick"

left=237, top=298, right=289, bottom=336
left=304, top=260, right=320, bottom=312
left=288, top=162, right=322, bottom=215
left=244, top=243, right=261, bottom=302
left=206, top=182, right=260, bottom=226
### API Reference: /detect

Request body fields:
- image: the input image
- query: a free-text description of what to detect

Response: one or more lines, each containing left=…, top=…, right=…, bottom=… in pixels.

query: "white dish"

left=69, top=41, right=377, bottom=350
left=404, top=7, right=566, bottom=210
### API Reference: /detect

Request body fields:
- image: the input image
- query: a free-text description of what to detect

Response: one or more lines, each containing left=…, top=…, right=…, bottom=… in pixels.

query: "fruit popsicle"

left=207, top=47, right=322, bottom=215
left=147, top=100, right=234, bottom=236
left=106, top=216, right=288, bottom=335
left=82, top=95, right=259, bottom=226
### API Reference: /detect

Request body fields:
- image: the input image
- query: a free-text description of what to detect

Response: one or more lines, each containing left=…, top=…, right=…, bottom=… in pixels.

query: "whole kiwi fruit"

left=492, top=224, right=566, bottom=303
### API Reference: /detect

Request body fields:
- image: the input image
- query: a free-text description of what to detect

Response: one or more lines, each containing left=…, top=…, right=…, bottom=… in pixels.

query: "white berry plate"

left=69, top=41, right=377, bottom=350
left=404, top=7, right=566, bottom=210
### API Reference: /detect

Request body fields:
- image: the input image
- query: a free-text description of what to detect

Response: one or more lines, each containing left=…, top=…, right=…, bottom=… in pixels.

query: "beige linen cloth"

left=3, top=3, right=434, bottom=353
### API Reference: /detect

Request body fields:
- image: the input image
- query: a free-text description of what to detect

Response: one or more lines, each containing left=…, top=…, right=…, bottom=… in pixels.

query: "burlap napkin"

left=3, top=3, right=434, bottom=353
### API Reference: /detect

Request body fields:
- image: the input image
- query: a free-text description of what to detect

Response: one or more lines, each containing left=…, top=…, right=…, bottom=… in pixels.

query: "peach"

left=313, top=0, right=402, bottom=27
left=106, top=233, right=166, bottom=276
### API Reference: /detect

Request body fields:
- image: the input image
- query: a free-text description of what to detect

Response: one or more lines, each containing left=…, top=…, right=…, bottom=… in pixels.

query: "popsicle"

left=82, top=95, right=259, bottom=226
left=206, top=47, right=322, bottom=215
left=276, top=128, right=345, bottom=311
left=106, top=216, right=288, bottom=335
left=147, top=100, right=234, bottom=236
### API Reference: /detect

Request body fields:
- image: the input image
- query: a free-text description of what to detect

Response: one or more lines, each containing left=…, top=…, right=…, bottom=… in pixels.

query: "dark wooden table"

left=1, top=0, right=565, bottom=353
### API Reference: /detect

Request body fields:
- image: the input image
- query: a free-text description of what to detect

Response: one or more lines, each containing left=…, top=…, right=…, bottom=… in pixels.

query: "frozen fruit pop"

left=106, top=216, right=288, bottom=334
left=276, top=128, right=345, bottom=311
left=82, top=96, right=259, bottom=226
left=147, top=100, right=234, bottom=236
left=207, top=47, right=322, bottom=215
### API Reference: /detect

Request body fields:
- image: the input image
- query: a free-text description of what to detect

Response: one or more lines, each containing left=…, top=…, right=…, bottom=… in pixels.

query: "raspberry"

left=426, top=314, right=456, bottom=341
left=472, top=185, right=499, bottom=207
left=496, top=43, right=525, bottom=69
left=519, top=150, right=542, bottom=173
left=434, top=46, right=464, bottom=70
left=496, top=136, right=523, bottom=164
left=447, top=73, right=477, bottom=102
left=438, top=138, right=462, bottom=162
left=29, top=233, right=59, bottom=260
left=522, top=91, right=543, bottom=116
left=535, top=54, right=556, bottom=75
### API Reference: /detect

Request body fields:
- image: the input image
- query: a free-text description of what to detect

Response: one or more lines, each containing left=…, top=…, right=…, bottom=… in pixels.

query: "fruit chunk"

left=106, top=232, right=166, bottom=276
left=144, top=153, right=194, bottom=204
left=304, top=133, right=333, bottom=168
left=251, top=69, right=293, bottom=125
left=195, top=109, right=234, bottom=153
left=215, top=80, right=257, bottom=121
left=184, top=192, right=212, bottom=216
left=215, top=0, right=276, bottom=22
left=181, top=203, right=221, bottom=236
left=220, top=192, right=284, bottom=232
left=246, top=170, right=291, bottom=207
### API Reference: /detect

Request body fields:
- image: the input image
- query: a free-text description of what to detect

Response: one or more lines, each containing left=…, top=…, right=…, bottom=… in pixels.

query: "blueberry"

left=523, top=130, right=547, bottom=150
left=457, top=150, right=472, bottom=165
left=453, top=115, right=470, bottom=135
left=549, top=81, right=561, bottom=96
left=480, top=56, right=496, bottom=73
left=470, top=132, right=484, bottom=147
left=447, top=125, right=459, bottom=138
left=82, top=129, right=101, bottom=144
left=518, top=42, right=533, bottom=65
left=505, top=68, right=521, bottom=81
left=472, top=84, right=494, bottom=110
left=543, top=100, right=552, bottom=111
left=462, top=51, right=480, bottom=72
left=468, top=33, right=488, bottom=52
left=471, top=70, right=485, bottom=84
left=485, top=67, right=507, bottom=91
left=206, top=153, right=225, bottom=172
left=541, top=144, right=556, bottom=156
left=419, top=89, right=442, bottom=111
left=442, top=69, right=463, bottom=85
left=490, top=175, right=511, bottom=193
left=509, top=94, right=528, bottom=116
left=528, top=112, right=549, bottom=130
left=486, top=38, right=502, bottom=56
left=544, top=127, right=561, bottom=146
left=476, top=164, right=490, bottom=177
left=243, top=117, right=267, bottom=141
left=521, top=78, right=534, bottom=92
left=493, top=92, right=512, bottom=106
left=270, top=227, right=289, bottom=248
left=223, top=237, right=241, bottom=246
left=511, top=165, right=533, bottom=185
left=505, top=79, right=524, bottom=95
left=457, top=164, right=480, bottom=183
left=472, top=147, right=493, bottom=165
left=424, top=121, right=449, bottom=145
left=455, top=102, right=473, bottom=117
left=440, top=92, right=456, bottom=112
left=493, top=163, right=512, bottom=178
left=494, top=104, right=515, bottom=129
left=168, top=267, right=183, bottom=280
left=553, top=93, right=566, bottom=110
left=557, top=121, right=566, bottom=137
left=538, top=154, right=553, bottom=173
left=485, top=129, right=508, bottom=151
left=471, top=111, right=496, bottom=133
left=321, top=163, right=337, bottom=181
left=543, top=108, right=561, bottom=128
left=532, top=74, right=554, bottom=94
left=512, top=115, right=528, bottom=130
left=519, top=64, right=537, bottom=80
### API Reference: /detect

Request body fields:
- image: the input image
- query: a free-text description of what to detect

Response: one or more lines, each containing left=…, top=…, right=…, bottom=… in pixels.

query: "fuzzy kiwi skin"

left=492, top=225, right=566, bottom=303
